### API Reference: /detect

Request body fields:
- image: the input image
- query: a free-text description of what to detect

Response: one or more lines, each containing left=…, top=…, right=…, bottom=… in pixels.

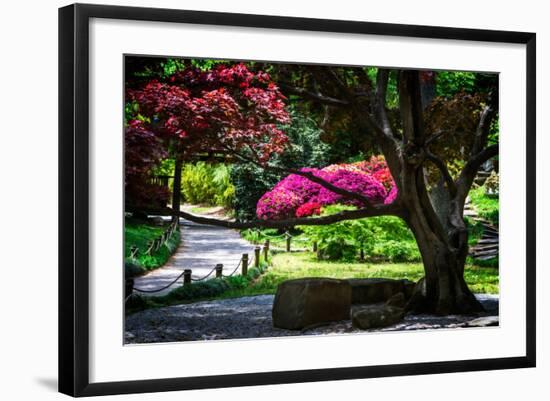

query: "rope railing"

left=190, top=265, right=218, bottom=282
left=128, top=219, right=179, bottom=258
left=132, top=269, right=187, bottom=294
left=126, top=235, right=273, bottom=302
left=222, top=258, right=242, bottom=278
left=251, top=230, right=314, bottom=253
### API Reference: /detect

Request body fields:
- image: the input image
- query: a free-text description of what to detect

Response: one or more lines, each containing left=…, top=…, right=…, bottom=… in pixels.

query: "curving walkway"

left=132, top=217, right=256, bottom=296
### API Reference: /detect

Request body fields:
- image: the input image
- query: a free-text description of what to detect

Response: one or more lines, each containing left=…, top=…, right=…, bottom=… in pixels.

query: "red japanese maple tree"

left=125, top=63, right=290, bottom=213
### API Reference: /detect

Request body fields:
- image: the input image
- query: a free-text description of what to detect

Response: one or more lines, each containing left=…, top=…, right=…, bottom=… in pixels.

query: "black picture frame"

left=59, top=3, right=536, bottom=397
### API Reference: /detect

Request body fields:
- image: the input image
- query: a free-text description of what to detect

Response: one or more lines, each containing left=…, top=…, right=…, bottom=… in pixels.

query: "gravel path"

left=125, top=294, right=499, bottom=344
left=132, top=217, right=255, bottom=296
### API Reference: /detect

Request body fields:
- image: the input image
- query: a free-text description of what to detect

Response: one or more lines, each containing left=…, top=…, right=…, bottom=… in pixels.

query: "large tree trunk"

left=405, top=202, right=484, bottom=315
left=171, top=156, right=183, bottom=223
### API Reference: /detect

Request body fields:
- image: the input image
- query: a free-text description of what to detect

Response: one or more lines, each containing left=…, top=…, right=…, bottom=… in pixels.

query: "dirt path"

left=132, top=216, right=255, bottom=296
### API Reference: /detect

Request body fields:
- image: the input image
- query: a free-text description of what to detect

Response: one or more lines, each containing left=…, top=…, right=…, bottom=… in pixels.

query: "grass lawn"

left=127, top=251, right=498, bottom=314
left=469, top=186, right=499, bottom=226
left=125, top=221, right=181, bottom=276
left=218, top=251, right=499, bottom=299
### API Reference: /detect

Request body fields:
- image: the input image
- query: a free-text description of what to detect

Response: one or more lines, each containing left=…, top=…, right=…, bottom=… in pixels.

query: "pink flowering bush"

left=256, top=157, right=397, bottom=220
left=256, top=190, right=302, bottom=220
left=384, top=186, right=398, bottom=205
left=315, top=169, right=386, bottom=206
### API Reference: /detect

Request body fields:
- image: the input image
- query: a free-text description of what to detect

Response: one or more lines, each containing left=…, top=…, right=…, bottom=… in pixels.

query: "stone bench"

left=272, top=277, right=417, bottom=330
left=347, top=278, right=415, bottom=305
left=272, top=278, right=351, bottom=330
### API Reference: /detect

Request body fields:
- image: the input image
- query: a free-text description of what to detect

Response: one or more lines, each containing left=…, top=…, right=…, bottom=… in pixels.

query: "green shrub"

left=164, top=279, right=231, bottom=302
left=159, top=266, right=265, bottom=305
left=124, top=222, right=181, bottom=276
left=301, top=205, right=421, bottom=262
left=125, top=261, right=144, bottom=277
left=319, top=240, right=358, bottom=261
left=372, top=240, right=420, bottom=262
left=224, top=275, right=251, bottom=290
left=181, top=162, right=235, bottom=208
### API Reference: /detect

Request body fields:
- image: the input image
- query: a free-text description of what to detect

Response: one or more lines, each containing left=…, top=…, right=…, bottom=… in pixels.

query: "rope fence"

left=132, top=269, right=187, bottom=294
left=126, top=225, right=328, bottom=302
left=249, top=229, right=315, bottom=254
left=128, top=219, right=180, bottom=260
left=127, top=243, right=270, bottom=299
left=223, top=258, right=242, bottom=278
left=190, top=265, right=217, bottom=282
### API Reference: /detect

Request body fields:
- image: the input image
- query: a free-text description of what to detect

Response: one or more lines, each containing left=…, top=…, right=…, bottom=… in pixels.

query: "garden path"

left=132, top=214, right=255, bottom=297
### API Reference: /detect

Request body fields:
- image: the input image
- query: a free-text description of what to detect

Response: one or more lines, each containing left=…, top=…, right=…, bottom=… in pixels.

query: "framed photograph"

left=59, top=3, right=536, bottom=397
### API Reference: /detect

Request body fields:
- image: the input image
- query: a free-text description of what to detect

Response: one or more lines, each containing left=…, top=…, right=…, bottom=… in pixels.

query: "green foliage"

left=190, top=59, right=229, bottom=71
left=300, top=205, right=421, bottom=262
left=164, top=279, right=231, bottom=302
left=159, top=58, right=185, bottom=77
left=181, top=162, right=235, bottom=208
left=484, top=171, right=499, bottom=196
left=465, top=217, right=485, bottom=246
left=436, top=71, right=477, bottom=97
left=240, top=228, right=311, bottom=250
left=124, top=221, right=181, bottom=277
left=231, top=164, right=281, bottom=221
left=153, top=158, right=175, bottom=176
left=277, top=108, right=331, bottom=167
left=489, top=118, right=499, bottom=145
left=467, top=256, right=499, bottom=269
left=469, top=186, right=499, bottom=225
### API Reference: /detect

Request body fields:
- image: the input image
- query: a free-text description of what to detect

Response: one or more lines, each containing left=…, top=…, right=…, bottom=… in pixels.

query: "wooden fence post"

left=263, top=240, right=269, bottom=262
left=255, top=247, right=261, bottom=268
left=183, top=269, right=192, bottom=286
left=286, top=232, right=291, bottom=252
left=146, top=240, right=154, bottom=255
left=242, top=253, right=248, bottom=276
left=130, top=246, right=139, bottom=258
left=215, top=263, right=223, bottom=278
left=312, top=241, right=317, bottom=253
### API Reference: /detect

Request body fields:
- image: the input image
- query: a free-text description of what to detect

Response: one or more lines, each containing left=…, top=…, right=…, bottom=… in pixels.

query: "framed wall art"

left=59, top=3, right=536, bottom=397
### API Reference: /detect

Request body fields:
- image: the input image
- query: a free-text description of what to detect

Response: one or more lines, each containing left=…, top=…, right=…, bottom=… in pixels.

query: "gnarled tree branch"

left=142, top=204, right=402, bottom=229
left=278, top=82, right=349, bottom=106
left=471, top=104, right=496, bottom=156
left=425, top=150, right=457, bottom=198
left=221, top=144, right=379, bottom=208
left=455, top=144, right=499, bottom=205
